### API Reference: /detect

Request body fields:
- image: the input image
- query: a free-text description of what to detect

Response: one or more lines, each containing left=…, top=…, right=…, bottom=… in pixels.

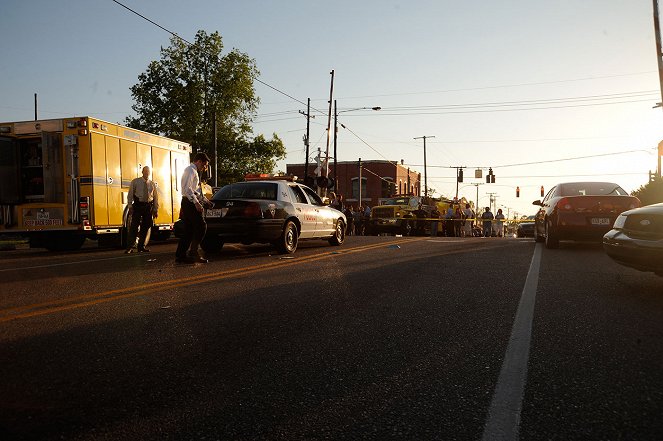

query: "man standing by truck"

left=175, top=153, right=213, bottom=264
left=125, top=166, right=159, bottom=253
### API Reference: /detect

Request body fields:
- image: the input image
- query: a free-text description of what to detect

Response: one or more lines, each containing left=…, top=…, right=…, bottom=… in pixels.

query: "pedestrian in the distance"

left=125, top=165, right=159, bottom=253
left=494, top=208, right=506, bottom=237
left=453, top=205, right=464, bottom=237
left=329, top=192, right=344, bottom=211
left=445, top=205, right=455, bottom=237
left=175, top=152, right=213, bottom=264
left=462, top=203, right=474, bottom=237
left=430, top=206, right=441, bottom=237
left=344, top=205, right=354, bottom=235
left=482, top=206, right=494, bottom=237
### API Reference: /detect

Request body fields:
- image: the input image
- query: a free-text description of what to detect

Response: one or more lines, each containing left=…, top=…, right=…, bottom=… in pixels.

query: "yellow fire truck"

left=0, top=116, right=191, bottom=250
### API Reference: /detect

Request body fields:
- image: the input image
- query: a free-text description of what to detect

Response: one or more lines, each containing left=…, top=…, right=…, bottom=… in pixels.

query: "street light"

left=333, top=101, right=381, bottom=194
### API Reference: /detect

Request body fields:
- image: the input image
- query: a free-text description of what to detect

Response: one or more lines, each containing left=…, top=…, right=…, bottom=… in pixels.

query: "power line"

left=406, top=147, right=655, bottom=170
left=374, top=98, right=654, bottom=116
left=377, top=90, right=657, bottom=111
left=335, top=71, right=658, bottom=100
left=429, top=172, right=647, bottom=180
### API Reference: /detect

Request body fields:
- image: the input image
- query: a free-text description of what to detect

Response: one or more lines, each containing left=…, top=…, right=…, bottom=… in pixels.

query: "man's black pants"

left=176, top=198, right=207, bottom=259
left=127, top=202, right=153, bottom=250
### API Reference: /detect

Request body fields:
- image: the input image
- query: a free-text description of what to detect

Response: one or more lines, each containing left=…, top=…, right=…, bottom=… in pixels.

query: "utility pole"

left=486, top=192, right=498, bottom=213
left=414, top=135, right=435, bottom=198
left=299, top=98, right=312, bottom=182
left=324, top=70, right=335, bottom=182
left=472, top=183, right=483, bottom=214
left=454, top=166, right=466, bottom=199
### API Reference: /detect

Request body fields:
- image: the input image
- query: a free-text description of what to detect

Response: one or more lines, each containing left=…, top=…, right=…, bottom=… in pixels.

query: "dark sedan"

left=515, top=222, right=535, bottom=238
left=533, top=182, right=640, bottom=249
left=178, top=177, right=346, bottom=254
left=603, top=202, right=663, bottom=276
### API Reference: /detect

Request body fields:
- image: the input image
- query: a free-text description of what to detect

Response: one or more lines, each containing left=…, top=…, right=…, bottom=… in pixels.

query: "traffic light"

left=457, top=168, right=463, bottom=183
left=540, top=186, right=545, bottom=197
left=516, top=186, right=520, bottom=198
left=486, top=168, right=495, bottom=183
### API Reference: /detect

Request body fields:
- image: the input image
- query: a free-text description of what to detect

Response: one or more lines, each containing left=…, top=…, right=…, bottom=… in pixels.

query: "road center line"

left=0, top=238, right=425, bottom=322
left=482, top=242, right=542, bottom=441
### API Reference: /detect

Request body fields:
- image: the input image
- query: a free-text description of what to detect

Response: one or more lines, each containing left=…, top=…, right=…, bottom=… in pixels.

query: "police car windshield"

left=214, top=182, right=278, bottom=200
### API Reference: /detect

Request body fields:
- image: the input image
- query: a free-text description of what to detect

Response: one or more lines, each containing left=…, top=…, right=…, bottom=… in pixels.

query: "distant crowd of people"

left=425, top=204, right=508, bottom=237
left=329, top=193, right=372, bottom=235
left=329, top=192, right=509, bottom=238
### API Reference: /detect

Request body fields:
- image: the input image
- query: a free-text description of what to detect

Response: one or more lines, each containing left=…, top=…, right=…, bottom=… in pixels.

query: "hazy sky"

left=2, top=0, right=662, bottom=216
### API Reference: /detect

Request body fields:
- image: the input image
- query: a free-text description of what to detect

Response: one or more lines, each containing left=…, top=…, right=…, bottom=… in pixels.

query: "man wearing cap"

left=125, top=165, right=159, bottom=253
left=175, top=152, right=213, bottom=264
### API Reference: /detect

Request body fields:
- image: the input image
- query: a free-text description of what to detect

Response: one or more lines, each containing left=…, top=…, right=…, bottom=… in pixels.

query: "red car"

left=533, top=182, right=640, bottom=249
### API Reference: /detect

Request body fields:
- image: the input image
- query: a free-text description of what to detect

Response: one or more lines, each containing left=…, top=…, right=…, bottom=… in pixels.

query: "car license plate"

left=206, top=208, right=225, bottom=218
left=590, top=217, right=610, bottom=225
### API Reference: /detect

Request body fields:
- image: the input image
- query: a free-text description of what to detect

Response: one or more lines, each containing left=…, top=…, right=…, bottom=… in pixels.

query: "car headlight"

left=612, top=214, right=626, bottom=229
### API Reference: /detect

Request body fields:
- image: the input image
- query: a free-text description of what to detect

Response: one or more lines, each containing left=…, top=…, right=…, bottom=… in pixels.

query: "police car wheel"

left=276, top=221, right=298, bottom=254
left=329, top=220, right=345, bottom=246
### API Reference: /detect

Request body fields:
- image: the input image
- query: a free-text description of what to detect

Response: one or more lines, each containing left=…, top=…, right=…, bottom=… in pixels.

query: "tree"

left=631, top=176, right=663, bottom=206
left=126, top=30, right=285, bottom=185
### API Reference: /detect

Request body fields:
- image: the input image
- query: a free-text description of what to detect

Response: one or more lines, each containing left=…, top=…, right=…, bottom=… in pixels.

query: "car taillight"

left=243, top=203, right=263, bottom=218
left=557, top=197, right=572, bottom=211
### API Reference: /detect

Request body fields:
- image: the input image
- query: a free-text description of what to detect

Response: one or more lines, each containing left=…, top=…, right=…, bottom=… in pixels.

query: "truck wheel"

left=401, top=221, right=412, bottom=236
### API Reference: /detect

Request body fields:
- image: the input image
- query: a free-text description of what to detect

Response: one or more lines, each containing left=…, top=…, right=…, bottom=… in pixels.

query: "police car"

left=176, top=175, right=346, bottom=254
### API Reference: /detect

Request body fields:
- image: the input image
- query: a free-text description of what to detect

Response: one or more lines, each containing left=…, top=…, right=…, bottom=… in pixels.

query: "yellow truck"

left=0, top=116, right=191, bottom=250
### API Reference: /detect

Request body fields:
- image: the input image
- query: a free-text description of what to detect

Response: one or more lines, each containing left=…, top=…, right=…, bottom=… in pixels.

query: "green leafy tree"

left=631, top=176, right=663, bottom=206
left=126, top=30, right=285, bottom=185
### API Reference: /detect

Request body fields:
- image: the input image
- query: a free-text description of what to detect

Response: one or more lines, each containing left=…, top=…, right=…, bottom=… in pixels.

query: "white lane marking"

left=482, top=242, right=543, bottom=441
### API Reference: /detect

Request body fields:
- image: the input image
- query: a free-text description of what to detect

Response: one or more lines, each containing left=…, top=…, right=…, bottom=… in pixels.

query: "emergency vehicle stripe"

left=79, top=176, right=121, bottom=187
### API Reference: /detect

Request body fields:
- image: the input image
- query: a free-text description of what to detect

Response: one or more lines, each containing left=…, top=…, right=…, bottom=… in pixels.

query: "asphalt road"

left=0, top=236, right=661, bottom=440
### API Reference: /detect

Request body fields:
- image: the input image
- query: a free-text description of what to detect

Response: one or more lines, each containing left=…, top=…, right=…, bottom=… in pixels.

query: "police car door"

left=301, top=185, right=333, bottom=236
left=287, top=184, right=317, bottom=238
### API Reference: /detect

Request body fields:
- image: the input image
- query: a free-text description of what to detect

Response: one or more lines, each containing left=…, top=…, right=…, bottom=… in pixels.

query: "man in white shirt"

left=175, top=152, right=213, bottom=264
left=125, top=166, right=159, bottom=253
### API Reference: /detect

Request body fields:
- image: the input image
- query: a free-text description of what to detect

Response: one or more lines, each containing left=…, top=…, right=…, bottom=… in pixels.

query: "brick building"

left=286, top=160, right=421, bottom=208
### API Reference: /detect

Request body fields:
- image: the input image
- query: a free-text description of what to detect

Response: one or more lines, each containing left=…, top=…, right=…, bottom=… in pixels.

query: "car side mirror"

left=532, top=200, right=542, bottom=206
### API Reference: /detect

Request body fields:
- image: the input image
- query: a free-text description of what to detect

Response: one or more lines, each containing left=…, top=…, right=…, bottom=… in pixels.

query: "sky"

left=2, top=0, right=663, bottom=217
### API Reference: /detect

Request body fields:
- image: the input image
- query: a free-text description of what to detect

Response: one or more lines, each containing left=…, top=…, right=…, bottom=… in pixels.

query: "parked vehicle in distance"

left=533, top=182, right=640, bottom=249
left=515, top=222, right=536, bottom=238
left=175, top=176, right=346, bottom=254
left=603, top=202, right=663, bottom=276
